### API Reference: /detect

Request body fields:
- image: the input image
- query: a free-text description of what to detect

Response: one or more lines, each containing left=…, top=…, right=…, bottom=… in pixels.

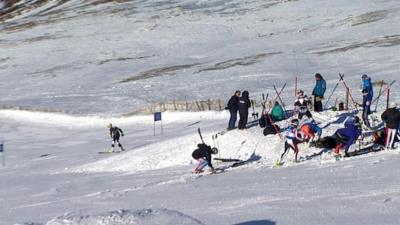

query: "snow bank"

left=0, top=109, right=226, bottom=128
left=72, top=110, right=352, bottom=173
left=21, top=208, right=203, bottom=225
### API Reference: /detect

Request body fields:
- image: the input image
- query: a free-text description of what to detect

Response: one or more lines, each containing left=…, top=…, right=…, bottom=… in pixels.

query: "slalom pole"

left=295, top=76, right=298, bottom=97
left=340, top=74, right=358, bottom=109
left=0, top=137, right=4, bottom=167
left=386, top=86, right=391, bottom=110
left=372, top=80, right=396, bottom=105
left=374, top=80, right=384, bottom=112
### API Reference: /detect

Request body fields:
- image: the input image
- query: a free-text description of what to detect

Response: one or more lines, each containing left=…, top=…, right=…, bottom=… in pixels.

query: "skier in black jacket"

left=294, top=90, right=313, bottom=121
left=192, top=143, right=215, bottom=173
left=238, top=90, right=251, bottom=129
left=381, top=102, right=400, bottom=149
left=107, top=123, right=125, bottom=152
left=226, top=90, right=241, bottom=130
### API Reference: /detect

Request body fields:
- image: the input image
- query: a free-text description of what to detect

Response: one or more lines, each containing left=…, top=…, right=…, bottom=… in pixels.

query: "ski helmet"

left=315, top=73, right=322, bottom=79
left=107, top=123, right=112, bottom=128
left=211, top=147, right=219, bottom=154
left=361, top=74, right=368, bottom=80
left=390, top=102, right=397, bottom=108
left=290, top=119, right=299, bottom=127
left=297, top=90, right=304, bottom=97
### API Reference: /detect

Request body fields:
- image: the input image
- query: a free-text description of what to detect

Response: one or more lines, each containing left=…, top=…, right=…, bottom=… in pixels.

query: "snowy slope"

left=1, top=0, right=400, bottom=224
left=0, top=0, right=399, bottom=115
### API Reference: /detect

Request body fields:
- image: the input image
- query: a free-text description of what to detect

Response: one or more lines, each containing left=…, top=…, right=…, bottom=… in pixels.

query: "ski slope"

left=1, top=109, right=400, bottom=225
left=1, top=0, right=400, bottom=224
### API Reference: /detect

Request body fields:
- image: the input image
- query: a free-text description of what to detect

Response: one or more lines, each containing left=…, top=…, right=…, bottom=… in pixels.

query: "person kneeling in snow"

left=280, top=119, right=304, bottom=163
left=332, top=117, right=362, bottom=157
left=192, top=143, right=217, bottom=173
left=300, top=121, right=322, bottom=144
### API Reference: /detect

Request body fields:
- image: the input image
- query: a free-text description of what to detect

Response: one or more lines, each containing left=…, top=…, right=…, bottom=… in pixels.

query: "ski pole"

left=273, top=85, right=289, bottom=119
left=197, top=128, right=205, bottom=144
left=269, top=83, right=287, bottom=113
left=374, top=80, right=384, bottom=112
left=324, top=73, right=344, bottom=109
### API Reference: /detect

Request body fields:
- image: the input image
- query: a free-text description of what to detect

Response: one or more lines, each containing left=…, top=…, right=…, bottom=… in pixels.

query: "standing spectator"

left=312, top=73, right=326, bottom=112
left=361, top=74, right=373, bottom=128
left=381, top=102, right=400, bottom=150
left=238, top=90, right=251, bottom=129
left=226, top=90, right=241, bottom=130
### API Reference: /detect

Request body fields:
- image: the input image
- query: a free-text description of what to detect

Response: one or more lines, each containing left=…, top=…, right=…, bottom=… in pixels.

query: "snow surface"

left=1, top=0, right=400, bottom=224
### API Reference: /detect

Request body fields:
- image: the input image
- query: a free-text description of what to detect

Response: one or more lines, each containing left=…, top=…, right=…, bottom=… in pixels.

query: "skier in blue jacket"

left=312, top=73, right=326, bottom=112
left=333, top=117, right=362, bottom=157
left=361, top=74, right=373, bottom=128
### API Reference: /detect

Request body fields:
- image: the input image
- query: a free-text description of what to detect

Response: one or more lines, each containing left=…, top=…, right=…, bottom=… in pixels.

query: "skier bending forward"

left=192, top=143, right=217, bottom=173
left=108, top=123, right=125, bottom=152
left=280, top=119, right=304, bottom=163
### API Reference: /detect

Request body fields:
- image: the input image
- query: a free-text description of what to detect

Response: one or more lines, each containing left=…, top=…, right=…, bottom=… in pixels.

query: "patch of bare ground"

left=98, top=55, right=155, bottom=65
left=119, top=63, right=201, bottom=83
left=197, top=52, right=281, bottom=73
left=313, top=35, right=400, bottom=55
left=338, top=9, right=395, bottom=27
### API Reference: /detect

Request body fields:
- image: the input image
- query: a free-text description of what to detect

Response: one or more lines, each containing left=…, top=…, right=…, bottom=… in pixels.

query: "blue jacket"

left=305, top=122, right=322, bottom=136
left=312, top=79, right=326, bottom=97
left=362, top=78, right=373, bottom=101
left=335, top=124, right=361, bottom=150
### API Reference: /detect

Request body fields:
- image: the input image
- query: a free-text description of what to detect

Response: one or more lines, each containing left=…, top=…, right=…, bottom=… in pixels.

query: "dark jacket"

left=312, top=78, right=326, bottom=97
left=381, top=108, right=400, bottom=129
left=227, top=95, right=239, bottom=111
left=294, top=96, right=311, bottom=113
left=110, top=126, right=124, bottom=138
left=238, top=91, right=251, bottom=113
left=191, top=143, right=214, bottom=168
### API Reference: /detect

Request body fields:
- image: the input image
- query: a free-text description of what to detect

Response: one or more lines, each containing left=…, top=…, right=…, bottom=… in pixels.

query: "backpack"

left=263, top=125, right=281, bottom=136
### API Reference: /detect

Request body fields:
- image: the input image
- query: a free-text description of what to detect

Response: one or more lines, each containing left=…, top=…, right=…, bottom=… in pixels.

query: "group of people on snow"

left=190, top=73, right=399, bottom=173
left=103, top=73, right=398, bottom=174
left=226, top=90, right=251, bottom=130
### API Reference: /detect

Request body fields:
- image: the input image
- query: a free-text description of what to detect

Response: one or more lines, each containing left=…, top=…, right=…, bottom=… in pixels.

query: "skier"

left=225, top=90, right=241, bottom=130
left=107, top=123, right=125, bottom=152
left=192, top=143, right=216, bottom=173
left=332, top=117, right=362, bottom=157
left=381, top=102, right=400, bottom=150
left=312, top=73, right=326, bottom=112
left=294, top=90, right=313, bottom=121
left=271, top=101, right=285, bottom=122
left=279, top=119, right=304, bottom=163
left=361, top=74, right=373, bottom=128
left=299, top=121, right=322, bottom=143
left=238, top=90, right=251, bottom=130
